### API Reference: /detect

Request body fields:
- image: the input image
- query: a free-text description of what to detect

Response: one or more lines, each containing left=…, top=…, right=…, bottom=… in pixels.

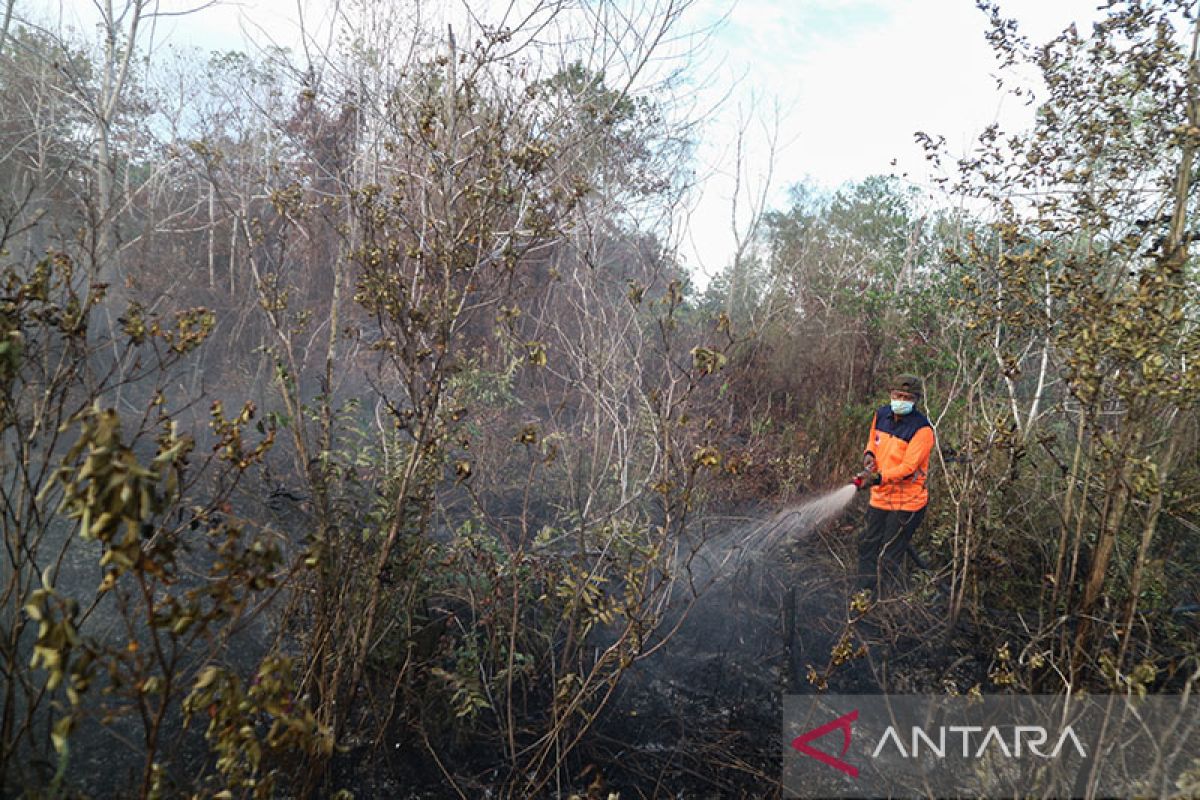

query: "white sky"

left=36, top=0, right=1103, bottom=285
left=678, top=0, right=1103, bottom=284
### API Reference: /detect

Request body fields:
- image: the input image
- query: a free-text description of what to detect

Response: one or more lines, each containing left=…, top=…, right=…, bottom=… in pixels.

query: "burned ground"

left=582, top=503, right=990, bottom=799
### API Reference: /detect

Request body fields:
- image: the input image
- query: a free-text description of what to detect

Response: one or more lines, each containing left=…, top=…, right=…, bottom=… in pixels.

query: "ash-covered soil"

left=588, top=505, right=987, bottom=799
left=28, top=496, right=995, bottom=800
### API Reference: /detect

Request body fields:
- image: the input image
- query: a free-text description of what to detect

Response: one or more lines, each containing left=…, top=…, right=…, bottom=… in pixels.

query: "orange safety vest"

left=865, top=405, right=935, bottom=512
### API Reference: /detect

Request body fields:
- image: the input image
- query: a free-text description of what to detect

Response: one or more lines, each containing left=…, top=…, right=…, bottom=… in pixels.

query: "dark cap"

left=891, top=373, right=924, bottom=399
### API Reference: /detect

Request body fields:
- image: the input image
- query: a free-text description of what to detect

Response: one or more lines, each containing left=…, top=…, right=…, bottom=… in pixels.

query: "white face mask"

left=890, top=399, right=914, bottom=416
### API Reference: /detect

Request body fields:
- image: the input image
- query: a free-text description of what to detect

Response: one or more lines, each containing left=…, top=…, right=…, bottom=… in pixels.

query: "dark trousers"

left=857, top=505, right=926, bottom=590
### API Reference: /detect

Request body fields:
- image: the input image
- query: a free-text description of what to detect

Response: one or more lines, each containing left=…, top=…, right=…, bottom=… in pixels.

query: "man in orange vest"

left=852, top=374, right=935, bottom=592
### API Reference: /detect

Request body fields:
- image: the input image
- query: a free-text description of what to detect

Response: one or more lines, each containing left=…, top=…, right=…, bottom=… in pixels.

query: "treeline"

left=2, top=2, right=734, bottom=795
left=704, top=0, right=1200, bottom=705
left=1, top=0, right=1199, bottom=797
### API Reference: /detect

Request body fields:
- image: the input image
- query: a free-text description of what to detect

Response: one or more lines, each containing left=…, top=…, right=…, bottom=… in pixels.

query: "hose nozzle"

left=852, top=471, right=880, bottom=490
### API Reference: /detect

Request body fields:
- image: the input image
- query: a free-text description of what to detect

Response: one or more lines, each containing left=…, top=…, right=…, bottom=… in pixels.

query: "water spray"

left=734, top=483, right=861, bottom=555
left=682, top=473, right=884, bottom=588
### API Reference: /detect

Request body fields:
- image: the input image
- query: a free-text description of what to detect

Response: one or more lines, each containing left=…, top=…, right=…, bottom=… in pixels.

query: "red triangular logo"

left=791, top=709, right=859, bottom=778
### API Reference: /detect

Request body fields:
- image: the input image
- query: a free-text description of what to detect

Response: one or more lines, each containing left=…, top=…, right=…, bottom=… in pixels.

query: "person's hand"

left=852, top=471, right=881, bottom=490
